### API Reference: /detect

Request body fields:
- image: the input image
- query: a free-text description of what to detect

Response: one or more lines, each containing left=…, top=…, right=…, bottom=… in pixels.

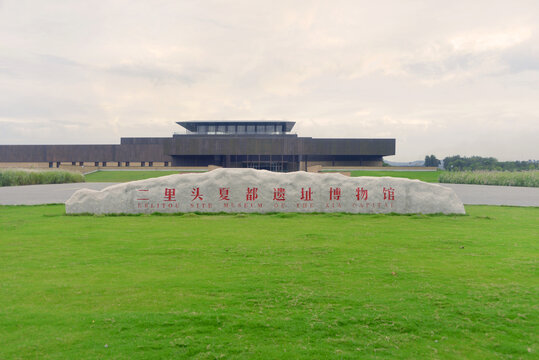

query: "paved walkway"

left=441, top=183, right=539, bottom=207
left=0, top=182, right=537, bottom=206
left=0, top=183, right=117, bottom=205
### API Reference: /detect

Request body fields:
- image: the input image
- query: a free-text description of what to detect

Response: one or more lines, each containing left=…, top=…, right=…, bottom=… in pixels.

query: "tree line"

left=425, top=155, right=539, bottom=171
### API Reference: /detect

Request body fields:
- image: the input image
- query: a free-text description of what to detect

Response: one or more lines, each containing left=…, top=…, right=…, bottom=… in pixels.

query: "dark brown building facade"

left=0, top=121, right=395, bottom=171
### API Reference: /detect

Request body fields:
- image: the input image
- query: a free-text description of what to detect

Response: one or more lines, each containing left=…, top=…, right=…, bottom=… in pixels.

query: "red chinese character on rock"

left=246, top=187, right=258, bottom=201
left=136, top=189, right=149, bottom=201
left=301, top=187, right=313, bottom=201
left=164, top=188, right=176, bottom=201
left=273, top=187, right=286, bottom=201
left=383, top=187, right=395, bottom=200
left=355, top=187, right=368, bottom=200
left=191, top=187, right=203, bottom=201
left=219, top=187, right=230, bottom=201
left=329, top=187, right=341, bottom=200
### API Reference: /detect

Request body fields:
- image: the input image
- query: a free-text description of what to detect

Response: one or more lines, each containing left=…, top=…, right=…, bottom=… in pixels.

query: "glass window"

left=237, top=125, right=246, bottom=133
left=227, top=125, right=236, bottom=134
left=197, top=125, right=207, bottom=134
left=208, top=125, right=216, bottom=134
left=256, top=125, right=265, bottom=133
left=266, top=125, right=275, bottom=134
left=217, top=125, right=226, bottom=134
left=275, top=125, right=282, bottom=134
left=247, top=125, right=255, bottom=133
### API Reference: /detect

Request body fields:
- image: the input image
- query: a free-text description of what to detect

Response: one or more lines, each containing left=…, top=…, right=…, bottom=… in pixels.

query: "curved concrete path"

left=441, top=183, right=539, bottom=207
left=0, top=183, right=117, bottom=205
left=0, top=182, right=537, bottom=207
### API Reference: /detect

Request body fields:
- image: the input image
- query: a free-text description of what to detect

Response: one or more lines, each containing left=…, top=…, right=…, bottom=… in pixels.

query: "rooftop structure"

left=177, top=121, right=296, bottom=135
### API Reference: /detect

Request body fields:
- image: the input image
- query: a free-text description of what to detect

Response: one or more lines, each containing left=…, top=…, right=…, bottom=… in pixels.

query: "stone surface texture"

left=65, top=168, right=465, bottom=214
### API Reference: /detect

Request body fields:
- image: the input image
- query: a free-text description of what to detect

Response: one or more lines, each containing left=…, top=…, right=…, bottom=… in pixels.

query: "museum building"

left=0, top=121, right=395, bottom=172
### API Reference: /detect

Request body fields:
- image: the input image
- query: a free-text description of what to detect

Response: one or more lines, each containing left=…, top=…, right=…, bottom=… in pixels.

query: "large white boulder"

left=66, top=168, right=465, bottom=214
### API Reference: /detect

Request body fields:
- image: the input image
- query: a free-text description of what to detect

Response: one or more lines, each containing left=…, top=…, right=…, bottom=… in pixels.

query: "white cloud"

left=449, top=27, right=532, bottom=53
left=0, top=0, right=538, bottom=161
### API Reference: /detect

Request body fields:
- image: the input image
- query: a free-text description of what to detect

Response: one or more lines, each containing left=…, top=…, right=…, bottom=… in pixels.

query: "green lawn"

left=86, top=170, right=441, bottom=184
left=349, top=170, right=442, bottom=183
left=85, top=170, right=192, bottom=182
left=0, top=205, right=537, bottom=359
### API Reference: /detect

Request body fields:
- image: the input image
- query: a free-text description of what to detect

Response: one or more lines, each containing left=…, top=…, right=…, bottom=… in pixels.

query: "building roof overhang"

left=176, top=120, right=296, bottom=133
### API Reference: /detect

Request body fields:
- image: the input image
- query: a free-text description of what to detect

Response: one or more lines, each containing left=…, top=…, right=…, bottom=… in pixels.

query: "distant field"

left=80, top=169, right=539, bottom=188
left=86, top=170, right=441, bottom=183
left=0, top=205, right=537, bottom=359
left=349, top=170, right=442, bottom=183
left=85, top=170, right=189, bottom=182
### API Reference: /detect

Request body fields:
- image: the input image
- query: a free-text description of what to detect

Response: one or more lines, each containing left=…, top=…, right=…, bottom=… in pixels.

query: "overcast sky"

left=1, top=0, right=538, bottom=161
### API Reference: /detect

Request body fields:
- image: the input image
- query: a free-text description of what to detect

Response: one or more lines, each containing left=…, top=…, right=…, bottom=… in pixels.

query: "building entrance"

left=243, top=161, right=286, bottom=172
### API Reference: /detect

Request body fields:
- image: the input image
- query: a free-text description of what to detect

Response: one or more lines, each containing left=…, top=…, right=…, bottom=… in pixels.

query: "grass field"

left=0, top=205, right=537, bottom=359
left=85, top=170, right=188, bottom=182
left=350, top=170, right=441, bottom=183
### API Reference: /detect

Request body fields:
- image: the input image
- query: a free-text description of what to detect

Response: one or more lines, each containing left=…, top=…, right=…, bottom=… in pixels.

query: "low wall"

left=320, top=166, right=439, bottom=172
left=0, top=162, right=51, bottom=169
left=0, top=162, right=210, bottom=173
left=1, top=162, right=432, bottom=174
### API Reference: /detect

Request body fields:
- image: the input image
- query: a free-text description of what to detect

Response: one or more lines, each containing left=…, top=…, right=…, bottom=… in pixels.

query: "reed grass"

left=439, top=170, right=538, bottom=187
left=0, top=169, right=85, bottom=187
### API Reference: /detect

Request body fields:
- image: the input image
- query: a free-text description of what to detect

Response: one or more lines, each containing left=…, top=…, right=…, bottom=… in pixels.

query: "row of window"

left=194, top=124, right=284, bottom=135
left=48, top=161, right=170, bottom=168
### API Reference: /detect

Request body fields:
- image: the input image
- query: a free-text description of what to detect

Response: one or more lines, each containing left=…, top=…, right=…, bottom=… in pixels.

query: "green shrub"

left=0, top=169, right=85, bottom=187
left=439, top=170, right=538, bottom=187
